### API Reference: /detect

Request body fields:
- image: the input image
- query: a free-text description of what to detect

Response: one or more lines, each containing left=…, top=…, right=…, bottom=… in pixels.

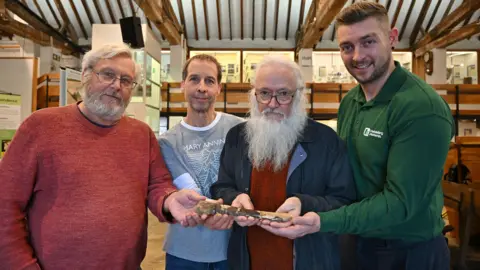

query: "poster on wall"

left=0, top=94, right=21, bottom=159
left=0, top=94, right=21, bottom=130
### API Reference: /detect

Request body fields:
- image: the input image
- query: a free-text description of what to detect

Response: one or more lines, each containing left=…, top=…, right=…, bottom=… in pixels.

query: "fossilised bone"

left=195, top=200, right=292, bottom=223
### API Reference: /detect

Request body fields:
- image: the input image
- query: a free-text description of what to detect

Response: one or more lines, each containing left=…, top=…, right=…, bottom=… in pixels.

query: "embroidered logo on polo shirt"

left=363, top=127, right=383, bottom=138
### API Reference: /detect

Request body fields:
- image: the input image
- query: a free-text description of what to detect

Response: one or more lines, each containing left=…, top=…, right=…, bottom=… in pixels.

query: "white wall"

left=0, top=58, right=37, bottom=121
left=0, top=37, right=36, bottom=58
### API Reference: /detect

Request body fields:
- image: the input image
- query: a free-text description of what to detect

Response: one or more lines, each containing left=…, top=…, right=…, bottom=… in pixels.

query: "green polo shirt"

left=319, top=61, right=454, bottom=242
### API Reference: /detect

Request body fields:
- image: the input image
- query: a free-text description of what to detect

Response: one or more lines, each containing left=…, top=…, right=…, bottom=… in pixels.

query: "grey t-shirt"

left=159, top=112, right=244, bottom=263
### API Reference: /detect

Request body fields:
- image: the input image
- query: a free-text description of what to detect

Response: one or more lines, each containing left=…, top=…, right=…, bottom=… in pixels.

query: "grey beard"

left=82, top=88, right=130, bottom=121
left=246, top=91, right=307, bottom=172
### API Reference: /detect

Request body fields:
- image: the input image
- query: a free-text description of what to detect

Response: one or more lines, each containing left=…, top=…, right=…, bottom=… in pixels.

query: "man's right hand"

left=231, top=193, right=260, bottom=227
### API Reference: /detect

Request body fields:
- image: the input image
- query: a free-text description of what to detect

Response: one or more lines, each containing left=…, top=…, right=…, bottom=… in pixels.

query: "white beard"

left=246, top=91, right=308, bottom=172
left=81, top=84, right=130, bottom=121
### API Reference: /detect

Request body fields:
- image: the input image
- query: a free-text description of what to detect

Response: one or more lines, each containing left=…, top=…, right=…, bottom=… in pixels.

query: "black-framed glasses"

left=93, top=70, right=138, bottom=89
left=255, top=89, right=296, bottom=105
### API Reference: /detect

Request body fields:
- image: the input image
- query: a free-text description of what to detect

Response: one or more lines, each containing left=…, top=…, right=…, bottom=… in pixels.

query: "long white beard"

left=246, top=91, right=308, bottom=172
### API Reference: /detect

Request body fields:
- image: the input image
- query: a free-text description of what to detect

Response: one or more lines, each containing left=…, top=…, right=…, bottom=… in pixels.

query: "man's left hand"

left=260, top=212, right=321, bottom=239
left=164, top=189, right=206, bottom=227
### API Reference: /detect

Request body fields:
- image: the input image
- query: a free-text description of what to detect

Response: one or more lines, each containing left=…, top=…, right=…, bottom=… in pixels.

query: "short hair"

left=336, top=2, right=389, bottom=27
left=81, top=43, right=142, bottom=86
left=253, top=55, right=305, bottom=90
left=182, top=54, right=222, bottom=83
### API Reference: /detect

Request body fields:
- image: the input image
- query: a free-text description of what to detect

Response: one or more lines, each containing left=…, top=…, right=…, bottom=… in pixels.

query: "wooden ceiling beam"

left=296, top=0, right=305, bottom=34
left=53, top=0, right=78, bottom=42
left=398, top=0, right=415, bottom=41
left=105, top=0, right=116, bottom=23
left=296, top=0, right=348, bottom=51
left=274, top=0, right=279, bottom=40
left=117, top=0, right=125, bottom=18
left=215, top=0, right=220, bottom=40
left=415, top=20, right=480, bottom=57
left=191, top=0, right=199, bottom=40
left=134, top=0, right=182, bottom=45
left=203, top=0, right=209, bottom=40
left=0, top=0, right=6, bottom=21
left=263, top=0, right=267, bottom=40
left=0, top=16, right=74, bottom=54
left=414, top=0, right=480, bottom=50
left=409, top=0, right=431, bottom=47
left=4, top=0, right=83, bottom=53
left=228, top=0, right=232, bottom=40
left=80, top=0, right=94, bottom=25
left=92, top=0, right=105, bottom=24
left=391, top=0, right=403, bottom=29
left=68, top=0, right=88, bottom=39
left=45, top=0, right=61, bottom=28
left=251, top=0, right=255, bottom=40
left=33, top=0, right=47, bottom=21
left=240, top=0, right=243, bottom=40
left=425, top=0, right=441, bottom=33
left=285, top=0, right=292, bottom=40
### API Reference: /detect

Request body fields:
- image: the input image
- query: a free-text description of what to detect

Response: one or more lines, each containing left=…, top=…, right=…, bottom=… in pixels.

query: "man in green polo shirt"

left=260, top=2, right=454, bottom=269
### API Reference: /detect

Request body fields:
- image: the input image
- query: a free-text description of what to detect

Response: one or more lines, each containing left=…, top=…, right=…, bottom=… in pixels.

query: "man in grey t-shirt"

left=159, top=54, right=243, bottom=269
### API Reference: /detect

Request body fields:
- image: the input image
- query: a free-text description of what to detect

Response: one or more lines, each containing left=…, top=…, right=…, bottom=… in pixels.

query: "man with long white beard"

left=210, top=56, right=356, bottom=270
left=0, top=43, right=206, bottom=269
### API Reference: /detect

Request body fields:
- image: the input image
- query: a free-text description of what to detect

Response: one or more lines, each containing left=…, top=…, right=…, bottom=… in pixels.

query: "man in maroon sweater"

left=0, top=43, right=205, bottom=270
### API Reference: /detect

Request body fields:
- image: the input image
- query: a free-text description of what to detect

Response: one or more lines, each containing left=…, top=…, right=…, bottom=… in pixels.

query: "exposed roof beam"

left=0, top=0, right=6, bottom=20
left=203, top=0, right=209, bottom=40
left=134, top=0, right=182, bottom=45
left=81, top=0, right=94, bottom=25
left=215, top=0, right=220, bottom=40
left=68, top=0, right=88, bottom=39
left=399, top=0, right=415, bottom=41
left=4, top=0, right=84, bottom=53
left=228, top=0, right=232, bottom=40
left=263, top=0, right=267, bottom=40
left=92, top=0, right=105, bottom=24
left=285, top=0, right=292, bottom=40
left=240, top=0, right=243, bottom=39
left=53, top=0, right=78, bottom=42
left=296, top=0, right=305, bottom=34
left=251, top=0, right=254, bottom=40
left=391, top=0, right=403, bottom=29
left=105, top=0, right=116, bottom=23
left=0, top=15, right=74, bottom=54
left=296, top=0, right=348, bottom=51
left=425, top=0, right=441, bottom=33
left=409, top=0, right=431, bottom=46
left=33, top=0, right=47, bottom=21
left=415, top=20, right=480, bottom=57
left=45, top=0, right=61, bottom=28
left=117, top=0, right=125, bottom=18
left=191, top=0, right=198, bottom=40
left=414, top=0, right=480, bottom=50
left=274, top=0, right=279, bottom=40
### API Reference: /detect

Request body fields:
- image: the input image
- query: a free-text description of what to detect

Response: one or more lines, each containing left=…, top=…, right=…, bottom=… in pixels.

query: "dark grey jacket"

left=210, top=119, right=356, bottom=270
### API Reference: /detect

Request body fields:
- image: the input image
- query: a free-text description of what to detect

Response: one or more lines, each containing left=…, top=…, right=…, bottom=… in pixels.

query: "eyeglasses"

left=93, top=70, right=138, bottom=89
left=255, top=89, right=296, bottom=105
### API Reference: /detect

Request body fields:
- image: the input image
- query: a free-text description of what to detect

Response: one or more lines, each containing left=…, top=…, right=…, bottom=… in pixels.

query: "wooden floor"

left=141, top=211, right=167, bottom=270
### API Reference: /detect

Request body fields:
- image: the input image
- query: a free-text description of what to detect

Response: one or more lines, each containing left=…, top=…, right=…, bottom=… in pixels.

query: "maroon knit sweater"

left=0, top=104, right=176, bottom=270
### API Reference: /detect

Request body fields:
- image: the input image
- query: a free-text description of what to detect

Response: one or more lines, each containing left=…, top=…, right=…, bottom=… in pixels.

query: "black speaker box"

left=120, top=16, right=145, bottom=48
